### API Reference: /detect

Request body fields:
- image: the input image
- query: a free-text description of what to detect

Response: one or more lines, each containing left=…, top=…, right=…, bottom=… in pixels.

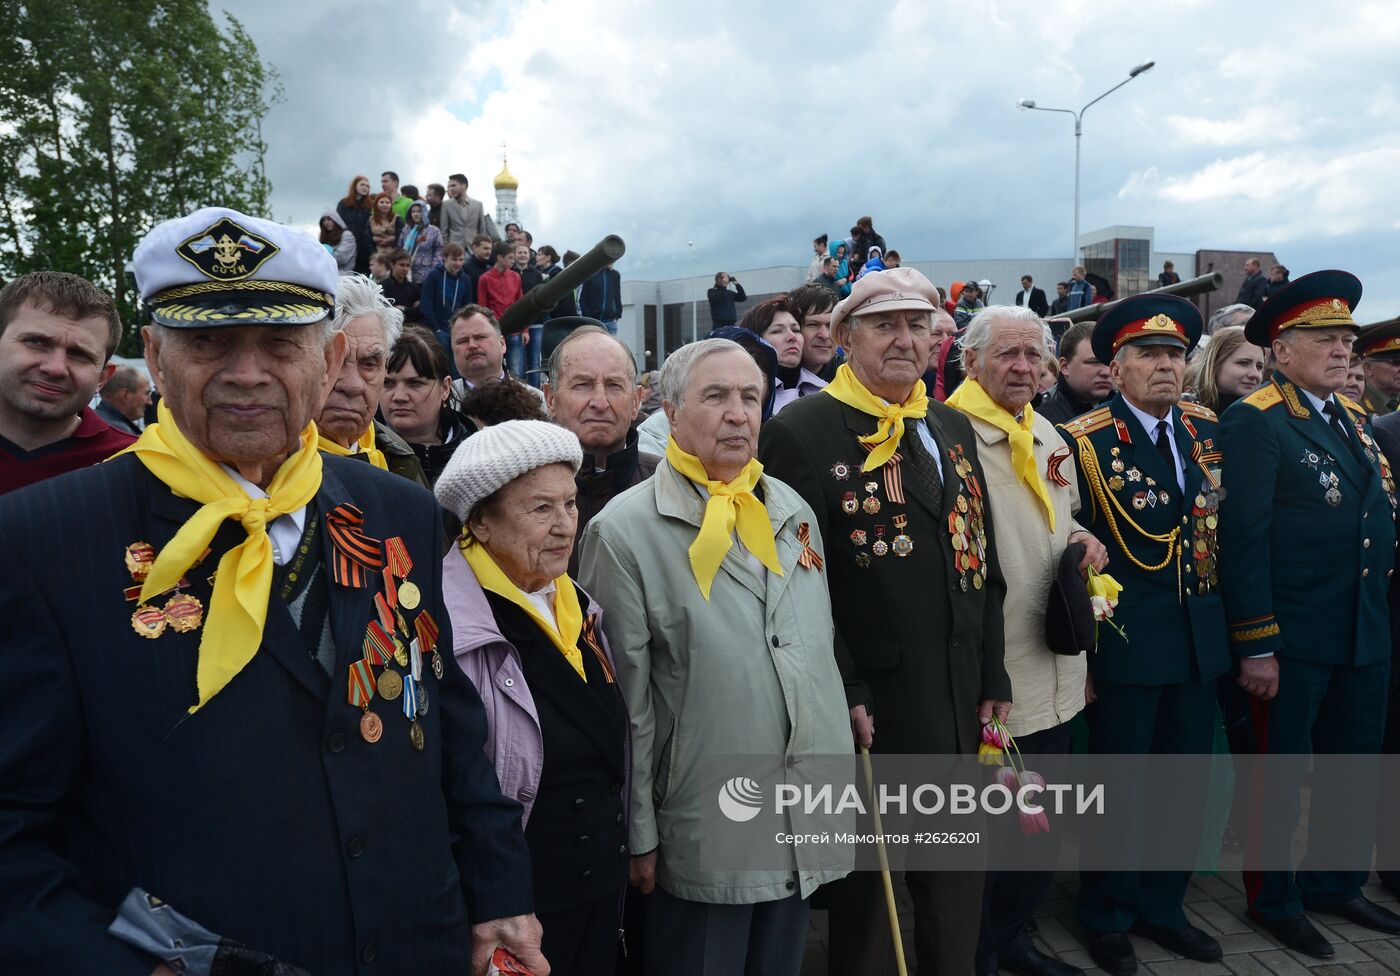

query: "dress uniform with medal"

left=1057, top=295, right=1230, bottom=975
left=0, top=208, right=537, bottom=974
left=1218, top=271, right=1400, bottom=958
left=759, top=267, right=1011, bottom=975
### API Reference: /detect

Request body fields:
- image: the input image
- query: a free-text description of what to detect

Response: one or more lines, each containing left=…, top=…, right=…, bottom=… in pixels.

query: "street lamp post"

left=688, top=241, right=697, bottom=343
left=1017, top=60, right=1155, bottom=260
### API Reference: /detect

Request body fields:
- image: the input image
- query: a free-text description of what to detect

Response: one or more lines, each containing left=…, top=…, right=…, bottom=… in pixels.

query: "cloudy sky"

left=222, top=0, right=1400, bottom=319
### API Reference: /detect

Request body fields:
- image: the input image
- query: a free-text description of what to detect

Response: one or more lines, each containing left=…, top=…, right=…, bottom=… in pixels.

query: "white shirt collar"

left=1298, top=387, right=1335, bottom=414
left=1121, top=396, right=1175, bottom=439
left=220, top=464, right=309, bottom=566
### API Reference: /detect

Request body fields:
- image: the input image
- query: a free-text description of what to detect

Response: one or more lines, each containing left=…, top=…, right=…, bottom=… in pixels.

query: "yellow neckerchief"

left=665, top=437, right=783, bottom=601
left=946, top=378, right=1056, bottom=531
left=317, top=424, right=387, bottom=470
left=822, top=363, right=929, bottom=471
left=120, top=400, right=323, bottom=713
left=459, top=537, right=586, bottom=680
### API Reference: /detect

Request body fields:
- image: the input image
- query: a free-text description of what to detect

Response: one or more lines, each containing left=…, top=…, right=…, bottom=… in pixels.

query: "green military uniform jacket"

left=1058, top=393, right=1231, bottom=686
left=759, top=392, right=1011, bottom=756
left=1218, top=373, right=1397, bottom=665
left=1360, top=383, right=1398, bottom=419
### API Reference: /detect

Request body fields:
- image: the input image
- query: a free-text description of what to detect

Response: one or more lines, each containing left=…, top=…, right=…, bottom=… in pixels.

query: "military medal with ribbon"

left=348, top=658, right=382, bottom=743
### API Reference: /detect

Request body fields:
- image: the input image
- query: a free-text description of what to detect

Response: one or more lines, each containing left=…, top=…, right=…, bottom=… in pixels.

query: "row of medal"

left=849, top=516, right=913, bottom=567
left=1190, top=490, right=1221, bottom=594
left=126, top=541, right=207, bottom=638
left=947, top=445, right=989, bottom=591
left=1105, top=447, right=1172, bottom=511
left=348, top=536, right=441, bottom=750
left=839, top=473, right=915, bottom=568
left=1298, top=449, right=1344, bottom=507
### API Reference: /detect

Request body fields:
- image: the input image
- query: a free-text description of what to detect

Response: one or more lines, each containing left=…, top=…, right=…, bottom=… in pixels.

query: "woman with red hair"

left=336, top=175, right=374, bottom=275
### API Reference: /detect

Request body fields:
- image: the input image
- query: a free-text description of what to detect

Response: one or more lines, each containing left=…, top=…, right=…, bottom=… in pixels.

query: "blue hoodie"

left=421, top=262, right=473, bottom=333
left=828, top=240, right=852, bottom=297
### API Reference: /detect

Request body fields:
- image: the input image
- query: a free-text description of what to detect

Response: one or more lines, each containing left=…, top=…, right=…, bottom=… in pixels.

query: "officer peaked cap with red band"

left=1352, top=316, right=1400, bottom=359
left=1090, top=294, right=1203, bottom=365
left=1243, top=269, right=1362, bottom=347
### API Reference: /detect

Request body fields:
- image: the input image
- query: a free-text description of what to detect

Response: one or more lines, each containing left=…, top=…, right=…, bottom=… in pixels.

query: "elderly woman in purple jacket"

left=436, top=420, right=630, bottom=976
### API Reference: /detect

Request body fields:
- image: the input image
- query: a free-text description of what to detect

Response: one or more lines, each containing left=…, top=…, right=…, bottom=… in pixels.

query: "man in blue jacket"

left=0, top=207, right=543, bottom=975
left=421, top=242, right=474, bottom=345
left=580, top=262, right=622, bottom=335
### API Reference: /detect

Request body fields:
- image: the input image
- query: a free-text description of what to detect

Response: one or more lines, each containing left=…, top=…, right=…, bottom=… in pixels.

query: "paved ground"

left=801, top=873, right=1400, bottom=975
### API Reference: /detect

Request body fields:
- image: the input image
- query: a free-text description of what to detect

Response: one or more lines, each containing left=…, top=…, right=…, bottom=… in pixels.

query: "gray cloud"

left=219, top=0, right=1400, bottom=319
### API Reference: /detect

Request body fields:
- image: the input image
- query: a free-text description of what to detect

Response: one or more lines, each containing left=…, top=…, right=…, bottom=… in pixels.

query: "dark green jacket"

left=1058, top=393, right=1230, bottom=686
left=759, top=392, right=1011, bottom=755
left=1218, top=373, right=1396, bottom=666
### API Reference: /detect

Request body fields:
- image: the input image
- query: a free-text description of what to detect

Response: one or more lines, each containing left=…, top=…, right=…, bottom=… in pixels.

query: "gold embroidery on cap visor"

left=1110, top=313, right=1186, bottom=354
left=149, top=279, right=334, bottom=327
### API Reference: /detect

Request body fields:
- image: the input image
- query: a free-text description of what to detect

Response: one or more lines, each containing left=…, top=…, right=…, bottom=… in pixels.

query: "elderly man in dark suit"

left=0, top=207, right=543, bottom=975
left=759, top=266, right=1011, bottom=975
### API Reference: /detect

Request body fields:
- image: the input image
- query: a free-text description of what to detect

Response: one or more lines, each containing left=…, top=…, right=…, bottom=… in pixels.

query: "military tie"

left=899, top=417, right=943, bottom=510
left=1154, top=420, right=1178, bottom=475
left=1323, top=401, right=1353, bottom=448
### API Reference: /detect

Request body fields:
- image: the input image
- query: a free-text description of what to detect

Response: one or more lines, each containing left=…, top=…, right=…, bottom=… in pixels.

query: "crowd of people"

left=328, top=170, right=622, bottom=392
left=1, top=194, right=1399, bottom=976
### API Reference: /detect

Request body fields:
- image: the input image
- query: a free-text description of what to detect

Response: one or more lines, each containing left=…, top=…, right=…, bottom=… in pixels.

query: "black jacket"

left=1014, top=286, right=1049, bottom=317
left=1236, top=271, right=1269, bottom=309
left=579, top=268, right=621, bottom=322
left=404, top=409, right=473, bottom=488
left=1037, top=374, right=1103, bottom=426
left=517, top=263, right=546, bottom=324
left=380, top=275, right=422, bottom=323
left=758, top=394, right=1010, bottom=754
left=570, top=429, right=660, bottom=578
left=706, top=282, right=747, bottom=326
left=540, top=263, right=577, bottom=319
left=337, top=201, right=374, bottom=276
left=0, top=454, right=532, bottom=974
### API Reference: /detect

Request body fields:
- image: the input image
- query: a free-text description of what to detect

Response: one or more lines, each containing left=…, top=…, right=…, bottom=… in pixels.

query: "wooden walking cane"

left=860, top=744, right=909, bottom=976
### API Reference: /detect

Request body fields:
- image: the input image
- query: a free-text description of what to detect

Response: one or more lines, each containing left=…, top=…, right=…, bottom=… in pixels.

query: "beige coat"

left=966, top=410, right=1088, bottom=737
left=578, top=459, right=852, bottom=905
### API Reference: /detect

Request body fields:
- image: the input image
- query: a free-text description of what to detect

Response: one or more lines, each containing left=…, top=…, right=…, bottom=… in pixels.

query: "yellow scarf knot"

left=665, top=437, right=783, bottom=600
left=119, top=400, right=323, bottom=714
left=945, top=378, right=1056, bottom=531
left=317, top=424, right=387, bottom=470
left=821, top=363, right=929, bottom=471
left=460, top=539, right=586, bottom=680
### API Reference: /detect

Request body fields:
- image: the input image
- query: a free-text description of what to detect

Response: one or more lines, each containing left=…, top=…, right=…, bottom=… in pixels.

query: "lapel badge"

left=1108, top=475, right=1125, bottom=491
left=850, top=529, right=868, bottom=547
left=1046, top=447, right=1072, bottom=488
left=1132, top=492, right=1148, bottom=510
left=163, top=593, right=204, bottom=633
left=854, top=552, right=872, bottom=569
left=131, top=605, right=168, bottom=639
left=830, top=461, right=852, bottom=481
left=124, top=542, right=157, bottom=580
left=1127, top=468, right=1142, bottom=482
left=871, top=525, right=889, bottom=557
left=841, top=491, right=859, bottom=515
left=796, top=522, right=823, bottom=571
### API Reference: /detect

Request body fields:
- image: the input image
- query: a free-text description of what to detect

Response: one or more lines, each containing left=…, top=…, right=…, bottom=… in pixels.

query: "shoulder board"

left=1059, top=406, right=1112, bottom=438
left=1336, top=393, right=1366, bottom=421
left=1242, top=384, right=1283, bottom=411
left=1178, top=401, right=1218, bottom=422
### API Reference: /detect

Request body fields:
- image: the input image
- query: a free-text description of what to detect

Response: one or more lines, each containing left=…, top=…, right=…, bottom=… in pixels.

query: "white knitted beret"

left=434, top=419, right=583, bottom=519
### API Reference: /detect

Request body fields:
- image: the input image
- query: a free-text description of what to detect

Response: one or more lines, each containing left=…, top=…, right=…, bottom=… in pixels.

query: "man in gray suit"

left=439, top=173, right=500, bottom=248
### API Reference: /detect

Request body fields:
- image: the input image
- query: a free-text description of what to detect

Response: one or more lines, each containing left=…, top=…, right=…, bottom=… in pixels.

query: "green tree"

left=0, top=0, right=280, bottom=354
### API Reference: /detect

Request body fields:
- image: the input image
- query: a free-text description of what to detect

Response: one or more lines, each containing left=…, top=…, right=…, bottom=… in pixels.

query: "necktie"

left=900, top=418, right=943, bottom=510
left=1324, top=401, right=1353, bottom=448
left=1155, top=420, right=1178, bottom=475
